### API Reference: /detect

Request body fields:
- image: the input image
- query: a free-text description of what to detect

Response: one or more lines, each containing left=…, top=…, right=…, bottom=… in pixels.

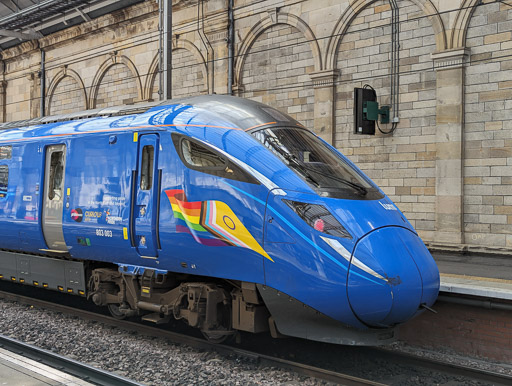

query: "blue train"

left=0, top=95, right=439, bottom=345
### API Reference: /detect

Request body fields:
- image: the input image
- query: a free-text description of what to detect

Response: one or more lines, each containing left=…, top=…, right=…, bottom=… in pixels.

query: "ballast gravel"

left=0, top=300, right=324, bottom=385
left=0, top=296, right=510, bottom=385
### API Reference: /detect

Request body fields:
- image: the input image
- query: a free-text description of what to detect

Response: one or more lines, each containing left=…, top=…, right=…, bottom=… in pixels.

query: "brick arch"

left=46, top=68, right=87, bottom=115
left=89, top=54, right=142, bottom=108
left=324, top=0, right=446, bottom=70
left=234, top=11, right=322, bottom=87
left=144, top=38, right=208, bottom=100
left=450, top=0, right=480, bottom=49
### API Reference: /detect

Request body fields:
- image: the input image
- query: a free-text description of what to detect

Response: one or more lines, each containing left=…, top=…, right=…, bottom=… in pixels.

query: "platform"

left=0, top=346, right=93, bottom=386
left=432, top=252, right=512, bottom=301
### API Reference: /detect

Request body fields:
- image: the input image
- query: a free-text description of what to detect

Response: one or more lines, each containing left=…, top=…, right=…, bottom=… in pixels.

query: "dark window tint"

left=0, top=146, right=11, bottom=160
left=0, top=165, right=8, bottom=194
left=140, top=145, right=154, bottom=190
left=251, top=127, right=383, bottom=200
left=172, top=134, right=259, bottom=185
left=48, top=151, right=64, bottom=201
left=181, top=139, right=225, bottom=169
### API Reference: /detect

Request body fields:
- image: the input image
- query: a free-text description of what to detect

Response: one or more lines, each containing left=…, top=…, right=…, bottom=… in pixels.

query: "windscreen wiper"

left=263, top=136, right=366, bottom=195
left=264, top=137, right=320, bottom=187
left=297, top=161, right=368, bottom=196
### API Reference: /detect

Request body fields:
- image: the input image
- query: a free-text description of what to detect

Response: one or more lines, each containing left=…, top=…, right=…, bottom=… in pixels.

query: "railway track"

left=0, top=288, right=510, bottom=386
left=0, top=332, right=142, bottom=386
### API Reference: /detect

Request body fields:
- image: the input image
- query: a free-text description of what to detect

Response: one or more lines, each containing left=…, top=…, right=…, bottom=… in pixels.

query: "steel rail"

left=374, top=347, right=512, bottom=386
left=0, top=333, right=143, bottom=386
left=0, top=290, right=382, bottom=386
left=1, top=289, right=511, bottom=385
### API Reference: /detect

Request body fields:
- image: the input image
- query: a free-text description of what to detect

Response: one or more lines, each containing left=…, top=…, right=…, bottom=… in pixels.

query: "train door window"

left=48, top=151, right=64, bottom=201
left=0, top=165, right=8, bottom=196
left=140, top=145, right=154, bottom=190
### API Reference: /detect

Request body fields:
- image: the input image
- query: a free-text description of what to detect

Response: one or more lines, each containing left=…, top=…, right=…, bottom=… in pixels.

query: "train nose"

left=347, top=227, right=439, bottom=327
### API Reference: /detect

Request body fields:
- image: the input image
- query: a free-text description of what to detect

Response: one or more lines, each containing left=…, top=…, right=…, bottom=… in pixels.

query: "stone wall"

left=239, top=23, right=315, bottom=129
left=0, top=0, right=510, bottom=252
left=464, top=1, right=512, bottom=249
left=48, top=75, right=87, bottom=115
left=334, top=0, right=438, bottom=234
left=95, top=62, right=140, bottom=108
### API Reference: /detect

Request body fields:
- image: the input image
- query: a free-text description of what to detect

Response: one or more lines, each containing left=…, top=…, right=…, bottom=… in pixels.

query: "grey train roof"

left=0, top=95, right=301, bottom=132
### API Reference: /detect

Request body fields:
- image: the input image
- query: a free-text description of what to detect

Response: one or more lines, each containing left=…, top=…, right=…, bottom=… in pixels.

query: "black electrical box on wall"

left=353, top=87, right=376, bottom=135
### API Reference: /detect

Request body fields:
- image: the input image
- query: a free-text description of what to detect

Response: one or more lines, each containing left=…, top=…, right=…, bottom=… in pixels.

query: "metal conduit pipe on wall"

left=228, top=0, right=234, bottom=95
left=40, top=49, right=45, bottom=117
left=197, top=0, right=213, bottom=94
left=159, top=0, right=172, bottom=100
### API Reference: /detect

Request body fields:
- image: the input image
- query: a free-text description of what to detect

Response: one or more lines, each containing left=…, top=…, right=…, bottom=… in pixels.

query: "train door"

left=42, top=144, right=68, bottom=252
left=132, top=134, right=160, bottom=258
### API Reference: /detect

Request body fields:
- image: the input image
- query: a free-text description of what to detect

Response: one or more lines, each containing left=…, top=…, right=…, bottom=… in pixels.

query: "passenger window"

left=0, top=165, right=8, bottom=196
left=0, top=146, right=11, bottom=160
left=172, top=134, right=259, bottom=185
left=140, top=145, right=154, bottom=190
left=181, top=139, right=225, bottom=169
left=48, top=151, right=64, bottom=201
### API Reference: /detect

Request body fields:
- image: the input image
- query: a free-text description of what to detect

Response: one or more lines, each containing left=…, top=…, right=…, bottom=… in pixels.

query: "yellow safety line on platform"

left=441, top=273, right=512, bottom=285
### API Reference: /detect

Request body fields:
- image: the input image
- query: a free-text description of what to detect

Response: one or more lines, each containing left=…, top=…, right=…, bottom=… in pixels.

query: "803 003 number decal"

left=96, top=229, right=113, bottom=237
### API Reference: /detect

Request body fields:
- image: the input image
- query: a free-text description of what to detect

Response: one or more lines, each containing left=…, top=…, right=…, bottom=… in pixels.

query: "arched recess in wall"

left=461, top=1, right=512, bottom=248
left=331, top=0, right=440, bottom=235
left=46, top=68, right=87, bottom=115
left=89, top=54, right=143, bottom=109
left=234, top=11, right=320, bottom=129
left=234, top=11, right=322, bottom=88
left=450, top=0, right=480, bottom=48
left=144, top=38, right=208, bottom=101
left=324, top=0, right=446, bottom=69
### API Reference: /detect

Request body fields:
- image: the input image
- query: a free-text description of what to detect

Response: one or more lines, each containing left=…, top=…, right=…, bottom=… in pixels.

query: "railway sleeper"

left=88, top=268, right=270, bottom=342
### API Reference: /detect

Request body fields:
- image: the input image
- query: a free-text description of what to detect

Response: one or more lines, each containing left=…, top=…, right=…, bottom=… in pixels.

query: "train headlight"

left=283, top=200, right=352, bottom=239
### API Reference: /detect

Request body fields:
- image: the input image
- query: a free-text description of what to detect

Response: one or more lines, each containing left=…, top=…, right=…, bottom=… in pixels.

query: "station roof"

left=0, top=0, right=145, bottom=51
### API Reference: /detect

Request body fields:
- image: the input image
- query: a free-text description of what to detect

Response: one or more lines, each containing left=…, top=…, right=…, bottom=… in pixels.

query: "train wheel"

left=108, top=304, right=126, bottom=320
left=201, top=302, right=233, bottom=344
left=201, top=330, right=232, bottom=344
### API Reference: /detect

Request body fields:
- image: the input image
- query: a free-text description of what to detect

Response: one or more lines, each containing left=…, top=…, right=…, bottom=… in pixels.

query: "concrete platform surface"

left=0, top=346, right=93, bottom=386
left=432, top=252, right=512, bottom=300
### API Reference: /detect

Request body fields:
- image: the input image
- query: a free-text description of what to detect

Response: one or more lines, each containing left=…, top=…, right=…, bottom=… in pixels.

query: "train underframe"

left=88, top=267, right=271, bottom=343
left=0, top=249, right=396, bottom=345
left=0, top=250, right=272, bottom=343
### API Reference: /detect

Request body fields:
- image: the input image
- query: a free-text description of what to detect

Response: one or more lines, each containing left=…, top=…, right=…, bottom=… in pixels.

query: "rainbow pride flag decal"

left=165, top=189, right=273, bottom=262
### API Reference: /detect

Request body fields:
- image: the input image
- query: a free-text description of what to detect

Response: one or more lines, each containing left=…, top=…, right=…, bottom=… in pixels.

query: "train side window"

left=0, top=146, right=11, bottom=160
left=172, top=134, right=259, bottom=185
left=48, top=151, right=64, bottom=201
left=0, top=165, right=8, bottom=196
left=181, top=139, right=225, bottom=169
left=140, top=145, right=154, bottom=190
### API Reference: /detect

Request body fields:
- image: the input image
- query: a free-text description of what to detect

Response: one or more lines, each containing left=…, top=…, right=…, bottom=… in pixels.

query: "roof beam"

left=32, top=0, right=118, bottom=32
left=0, top=28, right=42, bottom=40
left=0, top=0, right=137, bottom=46
left=76, top=7, right=91, bottom=22
left=1, top=0, right=20, bottom=13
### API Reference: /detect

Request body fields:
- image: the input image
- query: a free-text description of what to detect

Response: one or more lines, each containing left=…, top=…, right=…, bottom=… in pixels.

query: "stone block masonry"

left=0, top=0, right=510, bottom=253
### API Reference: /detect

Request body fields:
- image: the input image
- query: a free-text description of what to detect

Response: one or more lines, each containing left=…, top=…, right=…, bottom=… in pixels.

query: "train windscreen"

left=251, top=127, right=384, bottom=200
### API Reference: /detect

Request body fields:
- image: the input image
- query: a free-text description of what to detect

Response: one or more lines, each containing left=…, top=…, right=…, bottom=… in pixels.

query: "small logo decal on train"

left=379, top=202, right=397, bottom=211
left=71, top=208, right=83, bottom=222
